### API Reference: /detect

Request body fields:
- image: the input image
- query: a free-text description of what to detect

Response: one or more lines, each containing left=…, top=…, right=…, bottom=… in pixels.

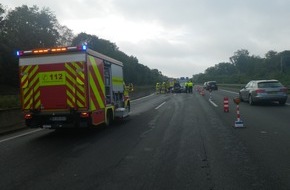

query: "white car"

left=239, top=79, right=288, bottom=105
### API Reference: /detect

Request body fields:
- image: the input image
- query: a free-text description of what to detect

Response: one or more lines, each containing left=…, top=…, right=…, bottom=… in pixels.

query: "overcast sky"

left=2, top=0, right=290, bottom=78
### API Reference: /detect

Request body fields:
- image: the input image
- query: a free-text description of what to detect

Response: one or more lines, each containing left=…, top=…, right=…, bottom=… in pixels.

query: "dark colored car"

left=173, top=83, right=182, bottom=93
left=239, top=79, right=288, bottom=105
left=180, top=84, right=186, bottom=93
left=205, top=81, right=218, bottom=90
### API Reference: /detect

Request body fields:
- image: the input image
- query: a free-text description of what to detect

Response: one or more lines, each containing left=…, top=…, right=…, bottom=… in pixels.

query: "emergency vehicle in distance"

left=17, top=45, right=131, bottom=129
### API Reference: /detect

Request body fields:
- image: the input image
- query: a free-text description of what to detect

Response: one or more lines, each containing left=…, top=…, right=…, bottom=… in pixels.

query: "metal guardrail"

left=218, top=84, right=245, bottom=89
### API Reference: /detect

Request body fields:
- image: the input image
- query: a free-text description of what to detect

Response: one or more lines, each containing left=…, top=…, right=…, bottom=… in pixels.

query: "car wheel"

left=239, top=93, right=244, bottom=102
left=279, top=100, right=286, bottom=105
left=249, top=95, right=254, bottom=105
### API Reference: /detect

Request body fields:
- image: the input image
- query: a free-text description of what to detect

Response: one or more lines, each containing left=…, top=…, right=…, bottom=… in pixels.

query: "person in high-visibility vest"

left=156, top=82, right=160, bottom=94
left=123, top=82, right=130, bottom=97
left=187, top=80, right=193, bottom=93
left=166, top=81, right=170, bottom=93
left=161, top=82, right=166, bottom=94
left=169, top=80, right=174, bottom=93
left=185, top=82, right=188, bottom=93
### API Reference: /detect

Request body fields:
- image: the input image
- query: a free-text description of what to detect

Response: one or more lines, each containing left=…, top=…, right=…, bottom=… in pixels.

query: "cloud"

left=2, top=0, right=290, bottom=78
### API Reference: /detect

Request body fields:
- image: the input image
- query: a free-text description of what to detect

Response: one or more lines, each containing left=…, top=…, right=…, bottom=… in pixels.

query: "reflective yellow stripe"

left=34, top=90, right=41, bottom=108
left=30, top=65, right=38, bottom=79
left=65, top=64, right=75, bottom=77
left=77, top=74, right=84, bottom=85
left=75, top=62, right=85, bottom=85
left=67, top=89, right=74, bottom=103
left=90, top=98, right=96, bottom=110
left=89, top=56, right=105, bottom=95
left=21, top=66, right=31, bottom=88
left=65, top=63, right=76, bottom=108
left=67, top=98, right=74, bottom=108
left=30, top=68, right=39, bottom=88
left=89, top=72, right=105, bottom=109
left=76, top=85, right=86, bottom=102
left=21, top=75, right=28, bottom=88
left=112, top=76, right=123, bottom=86
left=23, top=88, right=32, bottom=109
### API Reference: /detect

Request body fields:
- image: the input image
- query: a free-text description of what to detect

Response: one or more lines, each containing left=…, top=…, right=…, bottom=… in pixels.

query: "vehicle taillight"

left=280, top=88, right=288, bottom=93
left=80, top=112, right=90, bottom=118
left=24, top=113, right=32, bottom=120
left=256, top=89, right=265, bottom=93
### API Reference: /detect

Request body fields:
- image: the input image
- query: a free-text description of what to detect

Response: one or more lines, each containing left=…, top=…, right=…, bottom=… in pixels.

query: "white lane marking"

left=140, top=129, right=153, bottom=138
left=209, top=99, right=218, bottom=107
left=220, top=89, right=239, bottom=95
left=131, top=93, right=155, bottom=102
left=0, top=129, right=43, bottom=143
left=155, top=102, right=166, bottom=110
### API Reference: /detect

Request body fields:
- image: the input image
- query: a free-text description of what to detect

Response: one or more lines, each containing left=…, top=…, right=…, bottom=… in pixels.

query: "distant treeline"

left=0, top=4, right=167, bottom=92
left=193, top=50, right=290, bottom=85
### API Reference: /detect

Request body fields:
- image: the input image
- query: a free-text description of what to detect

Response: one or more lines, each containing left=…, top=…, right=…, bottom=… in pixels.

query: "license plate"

left=43, top=125, right=52, bottom=128
left=50, top=116, right=67, bottom=121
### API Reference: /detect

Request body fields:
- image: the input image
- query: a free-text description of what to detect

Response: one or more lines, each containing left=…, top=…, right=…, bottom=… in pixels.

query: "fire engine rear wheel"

left=105, top=110, right=113, bottom=126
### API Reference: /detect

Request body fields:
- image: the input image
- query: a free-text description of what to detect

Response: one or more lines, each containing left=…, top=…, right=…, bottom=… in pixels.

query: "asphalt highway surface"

left=0, top=87, right=290, bottom=190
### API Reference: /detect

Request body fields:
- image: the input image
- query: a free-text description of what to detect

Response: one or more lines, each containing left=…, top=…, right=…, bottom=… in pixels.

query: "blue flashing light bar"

left=82, top=45, right=87, bottom=50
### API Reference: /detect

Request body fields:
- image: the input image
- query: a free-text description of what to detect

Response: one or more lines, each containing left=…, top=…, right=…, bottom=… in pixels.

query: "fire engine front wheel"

left=126, top=103, right=130, bottom=112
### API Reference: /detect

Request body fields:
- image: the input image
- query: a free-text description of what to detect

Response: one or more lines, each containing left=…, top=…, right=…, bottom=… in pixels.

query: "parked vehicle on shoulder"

left=239, top=79, right=288, bottom=105
left=205, top=81, right=218, bottom=90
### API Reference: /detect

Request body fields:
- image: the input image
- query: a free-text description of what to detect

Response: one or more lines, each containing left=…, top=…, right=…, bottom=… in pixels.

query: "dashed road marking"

left=209, top=99, right=218, bottom=107
left=0, top=129, right=43, bottom=143
left=155, top=101, right=166, bottom=110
